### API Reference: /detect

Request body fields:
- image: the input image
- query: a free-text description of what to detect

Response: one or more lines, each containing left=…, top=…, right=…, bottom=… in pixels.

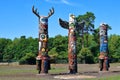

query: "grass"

left=0, top=65, right=36, bottom=75
left=0, top=63, right=120, bottom=80
left=49, top=64, right=68, bottom=74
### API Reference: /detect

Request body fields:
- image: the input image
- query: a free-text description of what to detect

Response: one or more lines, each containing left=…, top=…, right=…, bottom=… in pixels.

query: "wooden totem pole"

left=99, top=23, right=110, bottom=71
left=59, top=14, right=84, bottom=74
left=32, top=6, right=54, bottom=74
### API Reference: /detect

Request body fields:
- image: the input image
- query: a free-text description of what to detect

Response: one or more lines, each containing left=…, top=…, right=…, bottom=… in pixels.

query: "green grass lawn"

left=0, top=63, right=120, bottom=80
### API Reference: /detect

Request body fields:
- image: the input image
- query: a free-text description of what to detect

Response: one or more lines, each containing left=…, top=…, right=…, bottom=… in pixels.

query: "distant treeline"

left=0, top=34, right=120, bottom=64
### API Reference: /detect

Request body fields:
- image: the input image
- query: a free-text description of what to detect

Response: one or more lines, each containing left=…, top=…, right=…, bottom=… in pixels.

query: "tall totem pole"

left=32, top=6, right=54, bottom=74
left=99, top=23, right=110, bottom=71
left=59, top=14, right=85, bottom=74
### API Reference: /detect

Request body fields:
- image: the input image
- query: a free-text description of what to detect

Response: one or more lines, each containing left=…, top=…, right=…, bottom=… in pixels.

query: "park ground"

left=0, top=63, right=120, bottom=80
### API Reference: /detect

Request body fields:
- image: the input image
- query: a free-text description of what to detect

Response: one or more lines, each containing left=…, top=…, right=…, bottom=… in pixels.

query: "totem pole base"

left=37, top=70, right=49, bottom=75
left=99, top=59, right=110, bottom=71
left=36, top=73, right=49, bottom=76
left=36, top=56, right=51, bottom=74
left=69, top=66, right=77, bottom=74
left=69, top=71, right=77, bottom=74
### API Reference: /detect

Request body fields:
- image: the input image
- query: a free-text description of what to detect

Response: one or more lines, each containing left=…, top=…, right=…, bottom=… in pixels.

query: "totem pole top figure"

left=99, top=23, right=108, bottom=35
left=59, top=14, right=85, bottom=30
left=69, top=14, right=76, bottom=24
left=32, top=6, right=54, bottom=24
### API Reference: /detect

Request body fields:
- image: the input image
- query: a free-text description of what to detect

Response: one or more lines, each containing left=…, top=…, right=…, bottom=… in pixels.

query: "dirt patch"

left=54, top=75, right=96, bottom=80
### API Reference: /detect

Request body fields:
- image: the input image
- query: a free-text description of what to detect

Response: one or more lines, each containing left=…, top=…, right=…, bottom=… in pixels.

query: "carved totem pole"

left=99, top=23, right=110, bottom=71
left=32, top=6, right=54, bottom=74
left=59, top=14, right=84, bottom=74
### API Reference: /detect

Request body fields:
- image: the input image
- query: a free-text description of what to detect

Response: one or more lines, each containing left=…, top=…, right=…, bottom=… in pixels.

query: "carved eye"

left=40, top=34, right=46, bottom=39
left=41, top=18, right=48, bottom=23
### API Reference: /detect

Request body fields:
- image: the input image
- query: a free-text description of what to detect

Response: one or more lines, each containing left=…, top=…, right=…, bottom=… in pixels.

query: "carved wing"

left=59, top=18, right=69, bottom=29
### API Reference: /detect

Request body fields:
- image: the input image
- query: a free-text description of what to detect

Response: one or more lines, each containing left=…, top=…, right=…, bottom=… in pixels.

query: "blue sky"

left=0, top=0, right=120, bottom=39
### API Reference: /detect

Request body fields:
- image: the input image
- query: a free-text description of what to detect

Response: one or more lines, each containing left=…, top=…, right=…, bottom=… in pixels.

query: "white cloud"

left=61, top=0, right=71, bottom=5
left=45, top=0, right=61, bottom=4
left=45, top=0, right=75, bottom=6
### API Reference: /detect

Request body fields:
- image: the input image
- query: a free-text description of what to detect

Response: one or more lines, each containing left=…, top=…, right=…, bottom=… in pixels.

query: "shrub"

left=19, top=53, right=36, bottom=65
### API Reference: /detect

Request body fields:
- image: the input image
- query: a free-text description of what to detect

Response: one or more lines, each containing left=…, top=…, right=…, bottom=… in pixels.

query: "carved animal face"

left=39, top=17, right=48, bottom=34
left=40, top=17, right=48, bottom=25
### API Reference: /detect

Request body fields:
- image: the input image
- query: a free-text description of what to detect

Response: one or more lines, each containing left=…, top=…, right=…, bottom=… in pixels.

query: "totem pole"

left=32, top=6, right=54, bottom=74
left=59, top=14, right=84, bottom=74
left=99, top=23, right=110, bottom=71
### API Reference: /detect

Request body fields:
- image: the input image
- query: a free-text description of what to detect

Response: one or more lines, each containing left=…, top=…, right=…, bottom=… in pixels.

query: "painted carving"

left=99, top=23, right=110, bottom=71
left=59, top=14, right=85, bottom=74
left=32, top=6, right=54, bottom=74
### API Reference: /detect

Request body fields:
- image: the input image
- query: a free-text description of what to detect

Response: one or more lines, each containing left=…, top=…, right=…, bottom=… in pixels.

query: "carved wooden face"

left=40, top=17, right=48, bottom=34
left=69, top=14, right=76, bottom=26
left=40, top=17, right=48, bottom=25
left=100, top=25, right=107, bottom=36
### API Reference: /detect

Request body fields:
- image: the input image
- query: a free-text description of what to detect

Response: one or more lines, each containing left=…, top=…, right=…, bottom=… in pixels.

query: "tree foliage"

left=76, top=12, right=96, bottom=48
left=78, top=47, right=94, bottom=64
left=0, top=32, right=120, bottom=64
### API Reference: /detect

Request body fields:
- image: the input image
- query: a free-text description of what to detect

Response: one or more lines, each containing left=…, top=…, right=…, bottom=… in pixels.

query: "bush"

left=19, top=53, right=36, bottom=65
left=78, top=48, right=94, bottom=64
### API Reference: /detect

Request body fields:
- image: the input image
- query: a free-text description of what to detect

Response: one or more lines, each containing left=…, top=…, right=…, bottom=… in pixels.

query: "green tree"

left=26, top=37, right=38, bottom=55
left=76, top=12, right=95, bottom=48
left=78, top=47, right=94, bottom=64
left=53, top=35, right=68, bottom=56
left=49, top=35, right=68, bottom=63
left=49, top=47, right=58, bottom=63
left=3, top=44, right=14, bottom=62
left=48, top=37, right=54, bottom=51
left=0, top=38, right=12, bottom=62
left=19, top=52, right=36, bottom=65
left=109, top=34, right=120, bottom=62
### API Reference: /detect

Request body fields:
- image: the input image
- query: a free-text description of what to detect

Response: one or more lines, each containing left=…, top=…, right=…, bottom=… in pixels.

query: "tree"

left=76, top=12, right=95, bottom=48
left=0, top=38, right=12, bottom=62
left=19, top=52, right=36, bottom=65
left=53, top=35, right=68, bottom=56
left=3, top=44, right=14, bottom=62
left=114, top=47, right=120, bottom=62
left=48, top=37, right=54, bottom=51
left=49, top=47, right=58, bottom=63
left=78, top=47, right=94, bottom=64
left=48, top=35, right=68, bottom=63
left=108, top=34, right=120, bottom=62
